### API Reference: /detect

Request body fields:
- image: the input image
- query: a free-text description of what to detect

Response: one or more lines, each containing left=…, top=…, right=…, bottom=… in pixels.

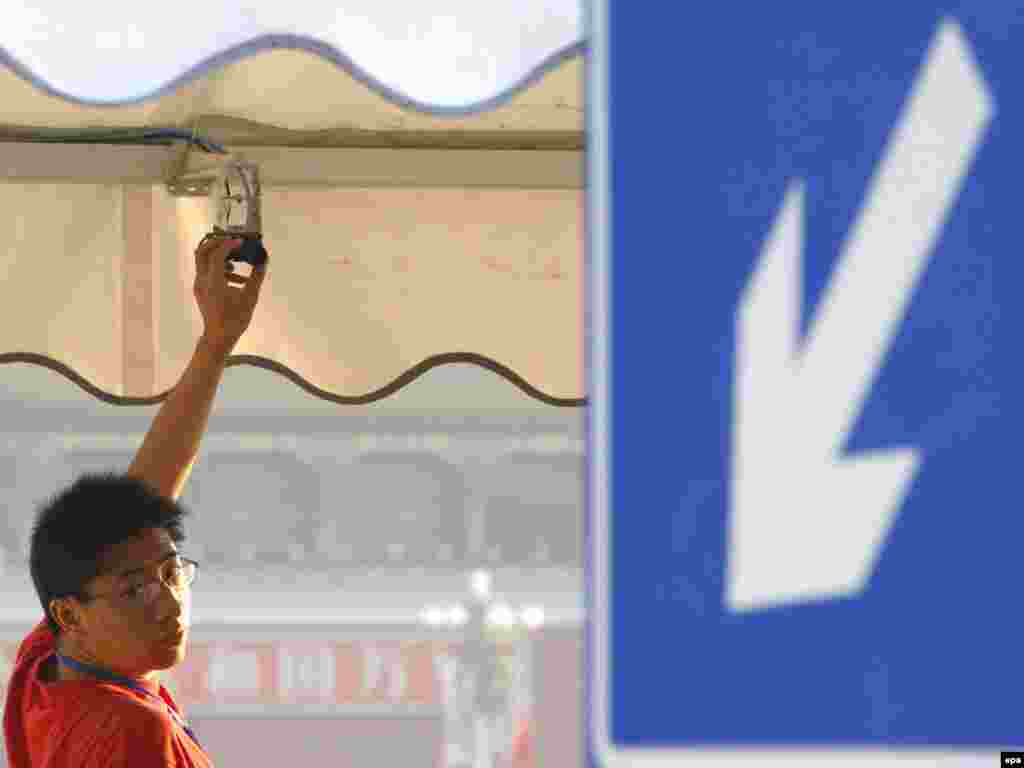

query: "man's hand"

left=193, top=237, right=268, bottom=357
left=128, top=237, right=268, bottom=500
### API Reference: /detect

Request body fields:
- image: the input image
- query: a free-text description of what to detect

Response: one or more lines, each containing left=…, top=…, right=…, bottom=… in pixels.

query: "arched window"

left=313, top=452, right=468, bottom=565
left=482, top=454, right=582, bottom=565
left=184, top=452, right=320, bottom=565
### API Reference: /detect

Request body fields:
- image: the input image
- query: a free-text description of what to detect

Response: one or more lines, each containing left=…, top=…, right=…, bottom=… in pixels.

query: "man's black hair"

left=29, top=473, right=189, bottom=634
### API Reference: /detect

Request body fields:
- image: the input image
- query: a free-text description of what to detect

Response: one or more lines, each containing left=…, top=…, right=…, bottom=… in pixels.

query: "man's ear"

left=49, top=597, right=83, bottom=634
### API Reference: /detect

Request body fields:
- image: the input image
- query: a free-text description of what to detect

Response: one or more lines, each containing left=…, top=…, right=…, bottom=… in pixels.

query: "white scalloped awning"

left=0, top=51, right=583, bottom=141
left=4, top=1, right=581, bottom=108
left=0, top=3, right=585, bottom=406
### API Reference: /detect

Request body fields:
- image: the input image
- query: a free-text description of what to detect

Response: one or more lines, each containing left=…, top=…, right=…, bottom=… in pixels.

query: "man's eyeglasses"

left=81, top=557, right=199, bottom=608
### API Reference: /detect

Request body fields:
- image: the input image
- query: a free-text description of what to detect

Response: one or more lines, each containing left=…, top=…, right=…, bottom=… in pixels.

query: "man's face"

left=60, top=527, right=191, bottom=679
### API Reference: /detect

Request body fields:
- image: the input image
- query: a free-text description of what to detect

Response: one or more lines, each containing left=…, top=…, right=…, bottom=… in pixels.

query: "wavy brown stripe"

left=0, top=352, right=587, bottom=407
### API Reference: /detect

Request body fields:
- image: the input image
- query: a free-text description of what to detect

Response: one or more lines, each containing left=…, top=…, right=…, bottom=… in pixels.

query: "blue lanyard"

left=54, top=653, right=202, bottom=749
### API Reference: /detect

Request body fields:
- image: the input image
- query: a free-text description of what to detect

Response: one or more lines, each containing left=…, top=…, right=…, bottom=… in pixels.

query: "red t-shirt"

left=3, top=620, right=212, bottom=768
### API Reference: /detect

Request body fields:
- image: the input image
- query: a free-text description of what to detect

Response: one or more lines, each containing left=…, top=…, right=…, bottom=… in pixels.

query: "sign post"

left=590, top=3, right=1024, bottom=765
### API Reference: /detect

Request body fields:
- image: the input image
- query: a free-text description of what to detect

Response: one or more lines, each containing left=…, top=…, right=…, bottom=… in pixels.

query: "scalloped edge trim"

left=0, top=35, right=586, bottom=114
left=0, top=352, right=586, bottom=407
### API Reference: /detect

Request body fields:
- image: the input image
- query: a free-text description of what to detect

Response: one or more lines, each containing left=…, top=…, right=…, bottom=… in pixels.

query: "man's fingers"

left=213, top=239, right=243, bottom=273
left=206, top=239, right=243, bottom=291
left=195, top=236, right=242, bottom=284
left=195, top=235, right=224, bottom=276
left=241, top=261, right=267, bottom=308
left=194, top=240, right=206, bottom=279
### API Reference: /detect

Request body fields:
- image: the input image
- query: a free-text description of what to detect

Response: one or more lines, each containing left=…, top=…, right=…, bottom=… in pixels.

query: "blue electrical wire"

left=135, top=129, right=227, bottom=153
left=6, top=128, right=227, bottom=154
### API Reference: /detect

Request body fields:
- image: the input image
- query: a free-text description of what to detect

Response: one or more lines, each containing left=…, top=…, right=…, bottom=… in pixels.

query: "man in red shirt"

left=3, top=236, right=266, bottom=767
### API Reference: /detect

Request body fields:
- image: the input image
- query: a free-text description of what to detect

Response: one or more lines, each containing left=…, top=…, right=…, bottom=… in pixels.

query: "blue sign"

left=590, top=2, right=1024, bottom=762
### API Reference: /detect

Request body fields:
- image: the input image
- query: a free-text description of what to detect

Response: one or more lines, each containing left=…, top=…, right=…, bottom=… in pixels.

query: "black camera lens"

left=227, top=237, right=268, bottom=268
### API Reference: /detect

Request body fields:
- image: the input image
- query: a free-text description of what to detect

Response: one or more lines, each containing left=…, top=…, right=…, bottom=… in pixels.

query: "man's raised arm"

left=128, top=238, right=267, bottom=500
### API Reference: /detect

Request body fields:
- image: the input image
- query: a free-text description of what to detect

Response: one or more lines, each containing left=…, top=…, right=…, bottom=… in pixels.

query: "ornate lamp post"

left=420, top=571, right=543, bottom=768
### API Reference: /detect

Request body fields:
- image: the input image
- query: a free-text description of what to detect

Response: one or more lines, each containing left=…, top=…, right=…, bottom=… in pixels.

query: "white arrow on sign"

left=727, top=20, right=993, bottom=613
